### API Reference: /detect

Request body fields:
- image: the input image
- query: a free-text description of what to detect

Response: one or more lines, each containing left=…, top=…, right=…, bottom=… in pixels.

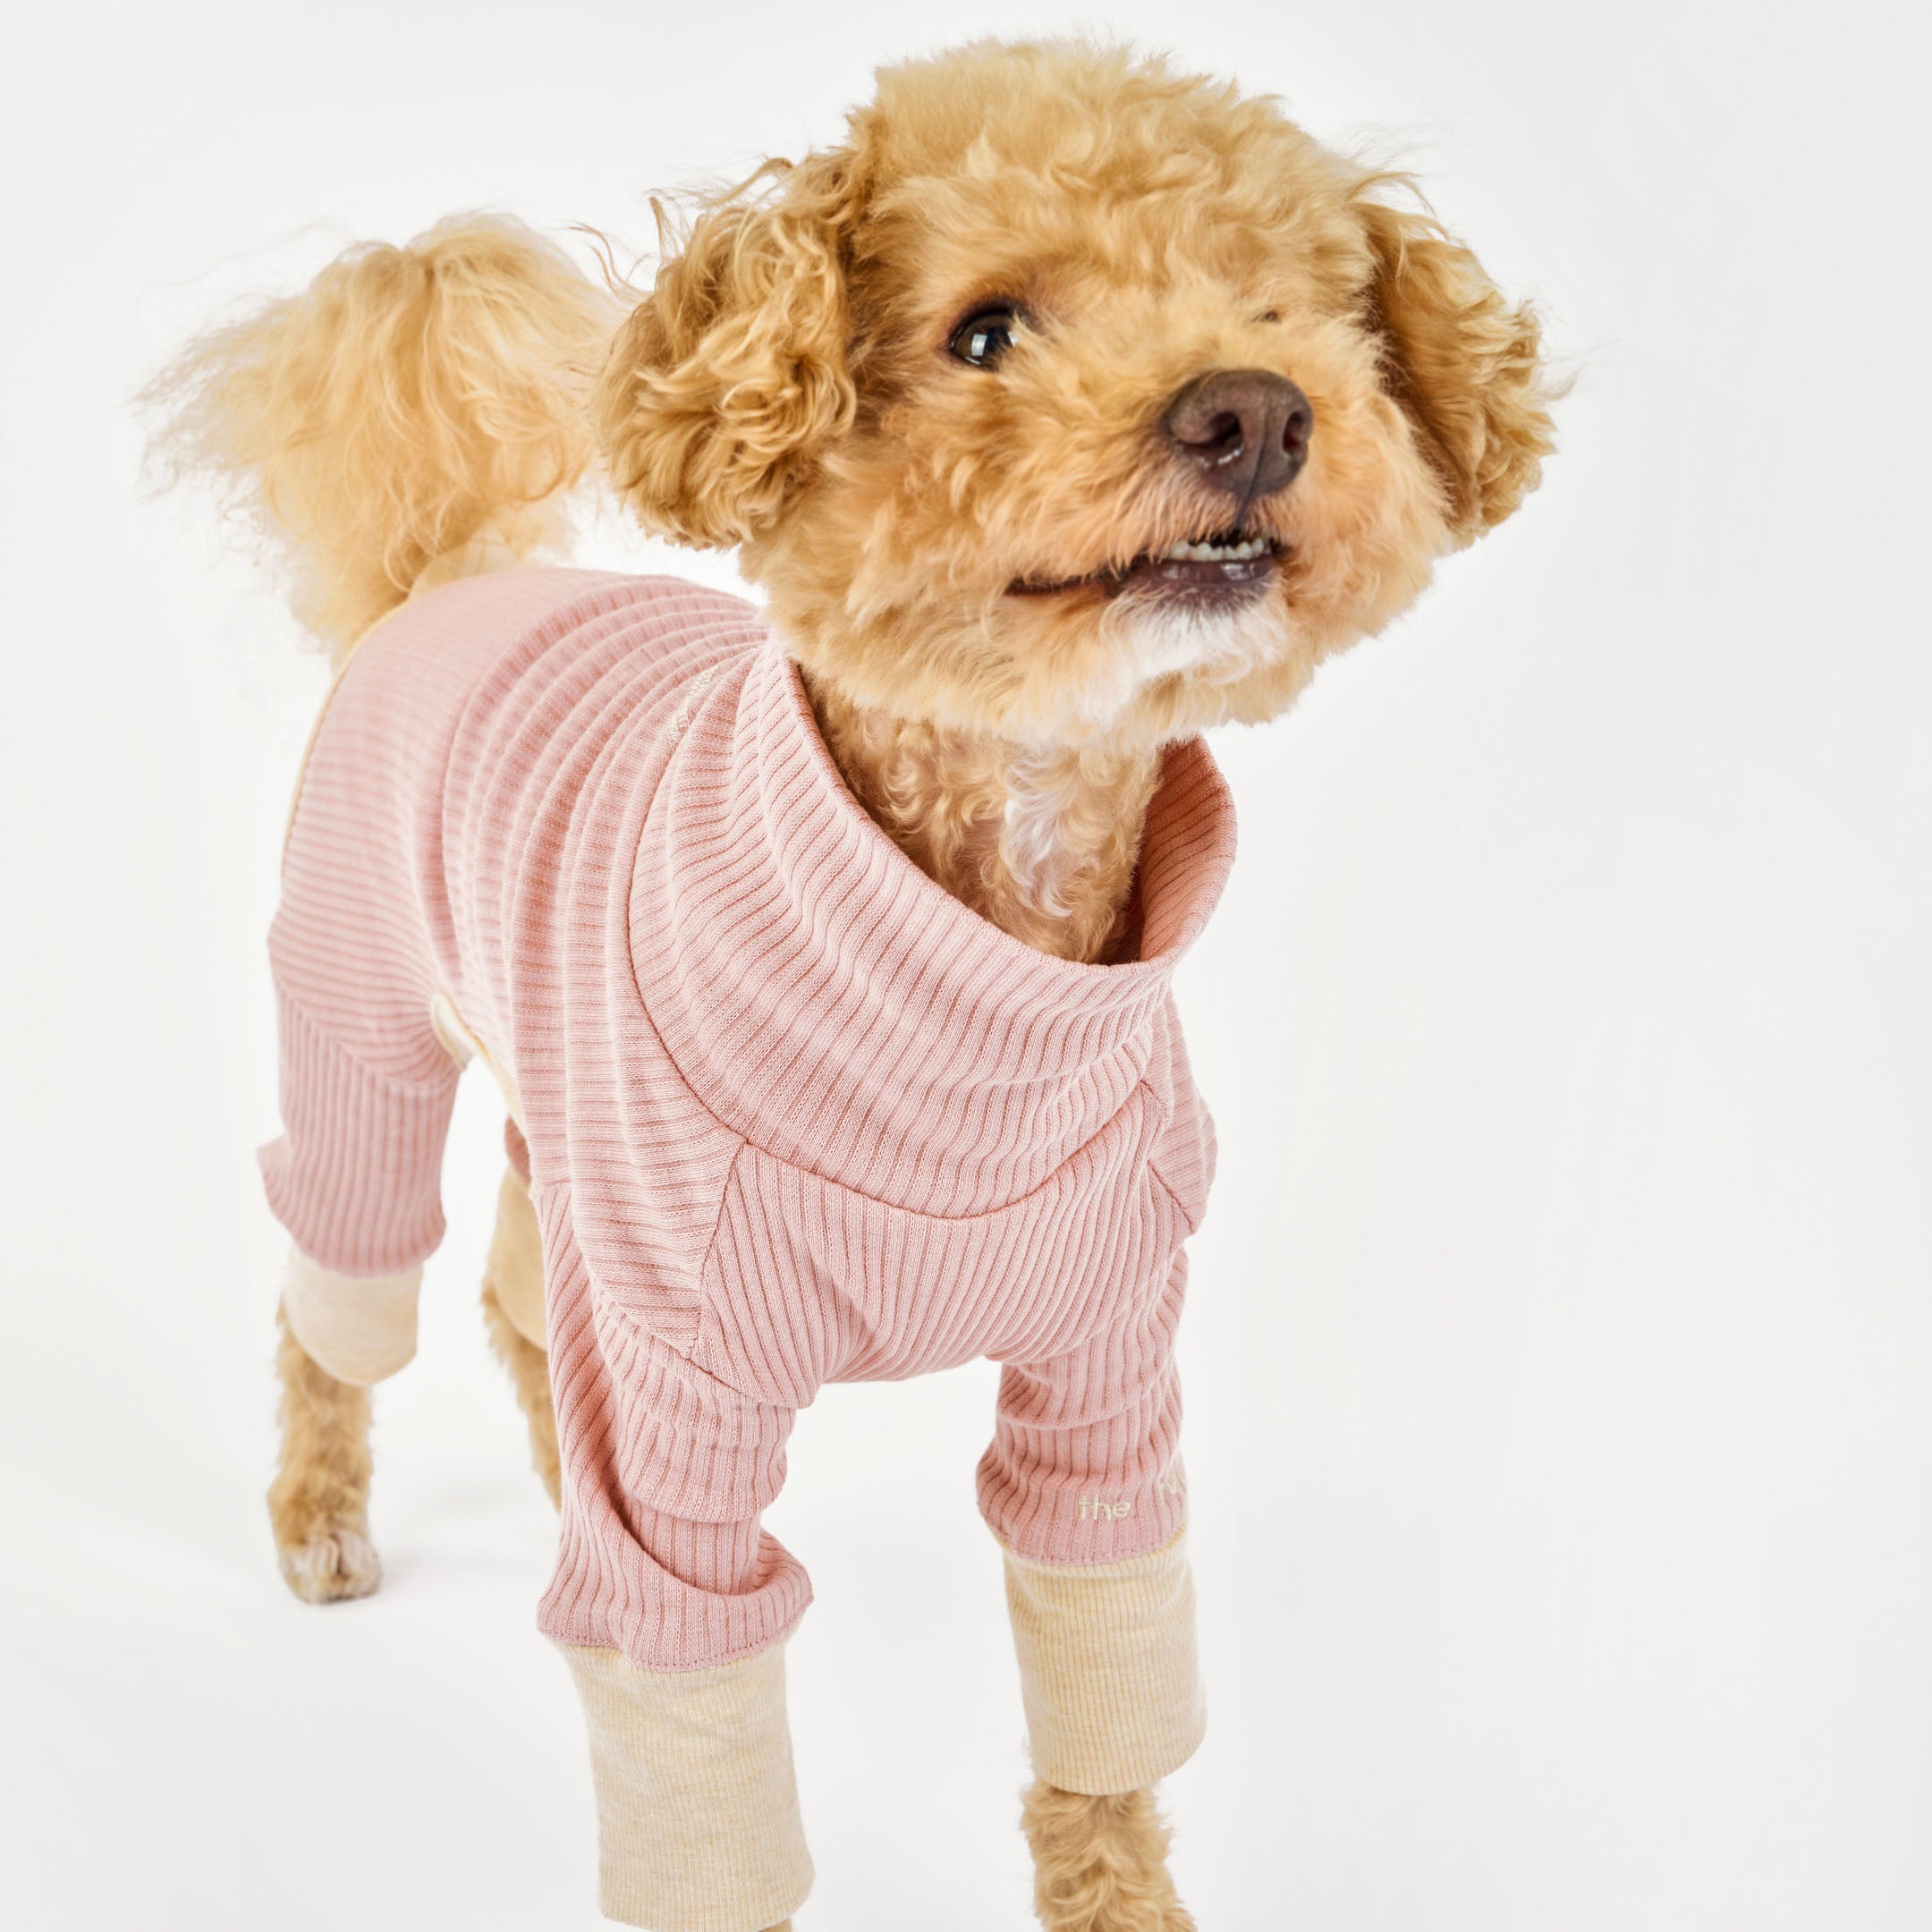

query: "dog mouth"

left=1007, top=530, right=1285, bottom=602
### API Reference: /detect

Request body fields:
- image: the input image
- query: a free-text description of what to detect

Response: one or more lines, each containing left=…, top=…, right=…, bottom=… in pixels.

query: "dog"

left=148, top=37, right=1552, bottom=1932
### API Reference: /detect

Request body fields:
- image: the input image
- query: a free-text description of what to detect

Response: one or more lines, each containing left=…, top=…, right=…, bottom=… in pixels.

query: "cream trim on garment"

left=558, top=1641, right=812, bottom=1932
left=1003, top=1528, right=1206, bottom=1794
left=279, top=1248, right=422, bottom=1386
left=429, top=991, right=525, bottom=1131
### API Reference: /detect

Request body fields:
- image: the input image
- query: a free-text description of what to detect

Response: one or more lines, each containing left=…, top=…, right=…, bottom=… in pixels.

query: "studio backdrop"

left=2, top=2, right=1927, bottom=1928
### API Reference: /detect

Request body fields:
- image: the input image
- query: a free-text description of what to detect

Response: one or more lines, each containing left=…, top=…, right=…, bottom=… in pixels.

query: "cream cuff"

left=558, top=1641, right=812, bottom=1932
left=279, top=1248, right=422, bottom=1386
left=1004, top=1529, right=1206, bottom=1794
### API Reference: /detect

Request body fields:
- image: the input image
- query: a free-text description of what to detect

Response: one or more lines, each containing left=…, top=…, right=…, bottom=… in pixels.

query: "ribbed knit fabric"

left=263, top=568, right=1236, bottom=1923
left=267, top=564, right=1233, bottom=1640
left=279, top=1249, right=420, bottom=1385
left=1003, top=1529, right=1207, bottom=1794
left=562, top=1641, right=812, bottom=1931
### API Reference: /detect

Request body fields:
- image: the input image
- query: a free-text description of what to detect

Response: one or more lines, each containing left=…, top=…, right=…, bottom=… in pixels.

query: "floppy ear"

left=1355, top=183, right=1555, bottom=543
left=596, top=149, right=866, bottom=548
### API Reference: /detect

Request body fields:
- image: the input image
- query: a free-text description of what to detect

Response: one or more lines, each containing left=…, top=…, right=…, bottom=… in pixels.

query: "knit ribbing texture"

left=1004, top=1528, right=1207, bottom=1793
left=562, top=1640, right=812, bottom=1931
left=262, top=569, right=1237, bottom=1675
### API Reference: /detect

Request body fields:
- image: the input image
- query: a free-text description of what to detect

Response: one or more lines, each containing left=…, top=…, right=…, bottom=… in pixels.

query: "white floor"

left=8, top=1010, right=1932, bottom=1928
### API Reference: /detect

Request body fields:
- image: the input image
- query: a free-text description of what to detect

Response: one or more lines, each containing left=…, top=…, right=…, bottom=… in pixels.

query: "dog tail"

left=143, top=215, right=622, bottom=659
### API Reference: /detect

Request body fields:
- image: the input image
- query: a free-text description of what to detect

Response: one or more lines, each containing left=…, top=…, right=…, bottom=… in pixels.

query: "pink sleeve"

left=977, top=1248, right=1191, bottom=1567
left=260, top=987, right=461, bottom=1276
left=531, top=1182, right=813, bottom=1672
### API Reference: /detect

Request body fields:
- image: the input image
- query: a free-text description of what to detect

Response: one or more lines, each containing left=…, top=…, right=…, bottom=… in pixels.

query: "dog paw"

left=1075, top=1900, right=1197, bottom=1932
left=277, top=1525, right=382, bottom=1603
left=1023, top=1782, right=1199, bottom=1932
left=1061, top=1901, right=1196, bottom=1932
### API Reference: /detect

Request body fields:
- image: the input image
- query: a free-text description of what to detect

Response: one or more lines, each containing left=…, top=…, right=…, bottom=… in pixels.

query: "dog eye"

left=1256, top=309, right=1282, bottom=324
left=949, top=303, right=1026, bottom=368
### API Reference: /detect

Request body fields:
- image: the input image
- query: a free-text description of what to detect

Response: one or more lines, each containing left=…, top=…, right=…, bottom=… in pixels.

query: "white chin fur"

left=1079, top=595, right=1282, bottom=726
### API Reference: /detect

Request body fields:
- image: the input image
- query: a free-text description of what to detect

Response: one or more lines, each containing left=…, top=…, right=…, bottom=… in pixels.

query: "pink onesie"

left=265, top=567, right=1235, bottom=1927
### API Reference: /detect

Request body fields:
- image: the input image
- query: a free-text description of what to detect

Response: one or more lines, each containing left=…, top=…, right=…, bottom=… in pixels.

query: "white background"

left=4, top=1, right=1928, bottom=1927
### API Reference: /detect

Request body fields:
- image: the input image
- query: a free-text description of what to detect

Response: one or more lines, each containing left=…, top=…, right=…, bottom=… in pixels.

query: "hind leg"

left=268, top=1305, right=383, bottom=1603
left=480, top=1163, right=560, bottom=1507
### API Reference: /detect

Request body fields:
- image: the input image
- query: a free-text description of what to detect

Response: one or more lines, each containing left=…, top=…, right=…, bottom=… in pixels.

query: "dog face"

left=598, top=40, right=1553, bottom=746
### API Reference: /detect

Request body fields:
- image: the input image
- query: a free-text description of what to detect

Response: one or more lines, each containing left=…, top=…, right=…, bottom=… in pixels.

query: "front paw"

left=1022, top=1782, right=1197, bottom=1931
left=276, top=1523, right=382, bottom=1603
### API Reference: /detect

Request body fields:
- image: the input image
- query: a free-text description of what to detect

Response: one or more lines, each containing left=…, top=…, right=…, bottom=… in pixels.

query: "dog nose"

left=1162, top=369, right=1314, bottom=505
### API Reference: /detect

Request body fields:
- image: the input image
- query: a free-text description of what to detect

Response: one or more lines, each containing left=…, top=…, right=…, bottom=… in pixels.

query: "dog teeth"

left=1160, top=538, right=1272, bottom=562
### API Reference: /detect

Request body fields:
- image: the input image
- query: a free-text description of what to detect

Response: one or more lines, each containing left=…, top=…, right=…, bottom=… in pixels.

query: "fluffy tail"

left=143, top=215, right=622, bottom=658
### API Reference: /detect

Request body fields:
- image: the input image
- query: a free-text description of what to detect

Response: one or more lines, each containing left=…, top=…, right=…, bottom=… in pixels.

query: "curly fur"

left=612, top=40, right=1554, bottom=751
left=596, top=152, right=869, bottom=549
left=595, top=38, right=1554, bottom=961
left=811, top=679, right=1163, bottom=959
left=267, top=1303, right=381, bottom=1603
left=142, top=215, right=619, bottom=656
left=1353, top=184, right=1552, bottom=538
left=1022, top=1781, right=1196, bottom=1932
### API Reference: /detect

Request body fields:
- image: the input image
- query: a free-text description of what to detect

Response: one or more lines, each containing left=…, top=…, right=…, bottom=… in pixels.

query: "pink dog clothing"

left=265, top=569, right=1235, bottom=1928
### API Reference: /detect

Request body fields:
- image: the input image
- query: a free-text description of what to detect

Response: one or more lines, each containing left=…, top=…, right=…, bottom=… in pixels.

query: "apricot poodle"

left=149, top=37, right=1552, bottom=1932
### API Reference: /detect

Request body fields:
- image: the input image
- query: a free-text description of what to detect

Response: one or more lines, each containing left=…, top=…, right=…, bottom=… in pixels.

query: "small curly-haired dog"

left=149, top=37, right=1551, bottom=1932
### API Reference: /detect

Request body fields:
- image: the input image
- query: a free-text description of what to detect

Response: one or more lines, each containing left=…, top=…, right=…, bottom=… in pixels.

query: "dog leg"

left=267, top=1303, right=383, bottom=1603
left=479, top=1164, right=560, bottom=1507
left=1021, top=1781, right=1195, bottom=1932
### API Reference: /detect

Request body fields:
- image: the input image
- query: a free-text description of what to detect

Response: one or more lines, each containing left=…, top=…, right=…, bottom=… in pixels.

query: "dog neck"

left=804, top=676, right=1163, bottom=965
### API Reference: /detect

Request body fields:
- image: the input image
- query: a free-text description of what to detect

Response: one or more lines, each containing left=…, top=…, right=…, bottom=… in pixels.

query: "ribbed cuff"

left=279, top=1247, right=421, bottom=1385
left=1003, top=1528, right=1206, bottom=1794
left=558, top=1640, right=812, bottom=1932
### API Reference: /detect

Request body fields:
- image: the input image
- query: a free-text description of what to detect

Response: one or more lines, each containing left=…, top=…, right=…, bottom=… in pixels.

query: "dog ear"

left=1354, top=183, right=1555, bottom=543
left=596, top=150, right=866, bottom=549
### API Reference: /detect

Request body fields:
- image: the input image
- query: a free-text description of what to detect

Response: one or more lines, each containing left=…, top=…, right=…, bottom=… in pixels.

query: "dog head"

left=597, top=39, right=1554, bottom=746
